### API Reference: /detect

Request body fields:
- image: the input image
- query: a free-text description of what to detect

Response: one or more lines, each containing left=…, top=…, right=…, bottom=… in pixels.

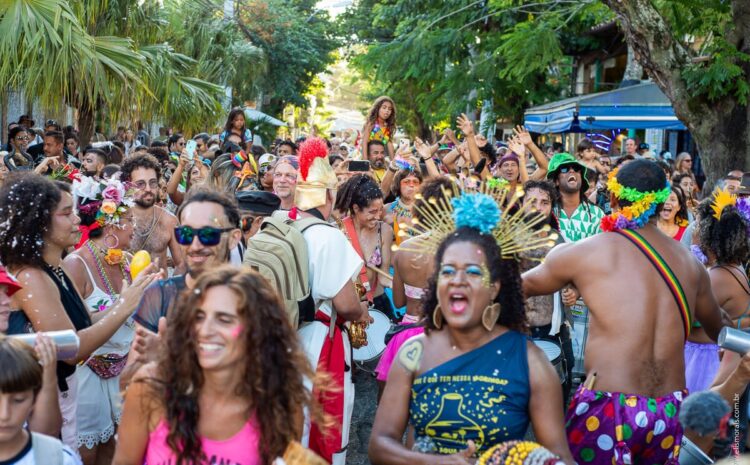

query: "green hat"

left=546, top=153, right=590, bottom=192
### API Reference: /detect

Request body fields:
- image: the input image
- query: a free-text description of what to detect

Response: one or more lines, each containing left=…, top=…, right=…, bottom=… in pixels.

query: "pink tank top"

left=145, top=417, right=261, bottom=465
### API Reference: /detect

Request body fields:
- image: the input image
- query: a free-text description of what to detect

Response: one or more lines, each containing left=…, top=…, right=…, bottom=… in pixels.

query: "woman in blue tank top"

left=368, top=192, right=573, bottom=464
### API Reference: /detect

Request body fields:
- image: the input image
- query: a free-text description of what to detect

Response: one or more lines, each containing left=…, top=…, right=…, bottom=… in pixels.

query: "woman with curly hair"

left=0, top=173, right=159, bottom=450
left=375, top=177, right=455, bottom=391
left=657, top=186, right=690, bottom=240
left=114, top=266, right=319, bottom=465
left=369, top=192, right=572, bottom=463
left=362, top=96, right=396, bottom=160
left=684, top=192, right=750, bottom=394
left=336, top=174, right=395, bottom=319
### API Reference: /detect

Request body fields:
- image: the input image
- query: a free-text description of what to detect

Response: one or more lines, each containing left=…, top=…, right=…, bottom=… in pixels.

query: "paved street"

left=347, top=363, right=379, bottom=465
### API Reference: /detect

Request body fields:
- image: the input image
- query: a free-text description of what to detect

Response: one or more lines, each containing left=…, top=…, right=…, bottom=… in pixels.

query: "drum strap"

left=614, top=229, right=691, bottom=339
left=342, top=217, right=376, bottom=302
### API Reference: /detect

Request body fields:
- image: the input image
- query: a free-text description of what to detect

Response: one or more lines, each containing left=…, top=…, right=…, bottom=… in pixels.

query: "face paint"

left=480, top=263, right=491, bottom=288
left=230, top=325, right=244, bottom=339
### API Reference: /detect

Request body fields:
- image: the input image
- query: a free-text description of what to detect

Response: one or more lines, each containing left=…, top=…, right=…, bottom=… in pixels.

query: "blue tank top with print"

left=409, top=330, right=530, bottom=455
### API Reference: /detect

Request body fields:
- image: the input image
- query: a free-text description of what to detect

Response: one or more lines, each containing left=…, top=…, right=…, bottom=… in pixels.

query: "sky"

left=317, top=0, right=352, bottom=17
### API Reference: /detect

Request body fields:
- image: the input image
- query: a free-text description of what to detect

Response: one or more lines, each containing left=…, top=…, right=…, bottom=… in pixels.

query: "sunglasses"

left=174, top=226, right=234, bottom=246
left=560, top=166, right=582, bottom=174
left=240, top=216, right=256, bottom=232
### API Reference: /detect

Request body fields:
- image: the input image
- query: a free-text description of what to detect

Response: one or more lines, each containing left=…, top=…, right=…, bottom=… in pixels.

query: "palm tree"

left=0, top=0, right=231, bottom=144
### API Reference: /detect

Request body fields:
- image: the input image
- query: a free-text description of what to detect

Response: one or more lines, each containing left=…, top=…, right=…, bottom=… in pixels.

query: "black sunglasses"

left=174, top=226, right=233, bottom=246
left=240, top=216, right=257, bottom=232
left=560, top=165, right=582, bottom=174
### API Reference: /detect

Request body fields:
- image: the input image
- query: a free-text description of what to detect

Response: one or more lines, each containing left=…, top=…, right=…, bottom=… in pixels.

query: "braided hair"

left=334, top=174, right=383, bottom=215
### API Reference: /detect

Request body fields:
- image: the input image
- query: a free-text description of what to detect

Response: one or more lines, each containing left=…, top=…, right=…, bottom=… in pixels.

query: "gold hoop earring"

left=482, top=303, right=501, bottom=331
left=432, top=305, right=443, bottom=329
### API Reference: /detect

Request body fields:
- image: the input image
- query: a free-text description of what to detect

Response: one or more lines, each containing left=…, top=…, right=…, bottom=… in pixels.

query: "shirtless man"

left=523, top=159, right=729, bottom=465
left=120, top=154, right=185, bottom=275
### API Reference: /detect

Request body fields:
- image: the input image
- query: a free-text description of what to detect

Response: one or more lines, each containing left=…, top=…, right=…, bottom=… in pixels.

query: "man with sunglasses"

left=257, top=153, right=277, bottom=192
left=546, top=153, right=604, bottom=242
left=123, top=190, right=243, bottom=387
left=121, top=154, right=185, bottom=276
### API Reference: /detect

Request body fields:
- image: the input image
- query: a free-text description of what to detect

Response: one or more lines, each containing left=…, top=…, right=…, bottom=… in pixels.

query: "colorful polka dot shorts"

left=565, top=386, right=685, bottom=465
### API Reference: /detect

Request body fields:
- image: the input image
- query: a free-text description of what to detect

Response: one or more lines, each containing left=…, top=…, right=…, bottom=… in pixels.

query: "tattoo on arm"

left=398, top=338, right=424, bottom=373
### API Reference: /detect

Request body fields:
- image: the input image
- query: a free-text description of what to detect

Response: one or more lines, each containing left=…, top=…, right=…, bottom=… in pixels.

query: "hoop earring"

left=432, top=305, right=443, bottom=329
left=482, top=303, right=501, bottom=332
left=104, top=234, right=119, bottom=250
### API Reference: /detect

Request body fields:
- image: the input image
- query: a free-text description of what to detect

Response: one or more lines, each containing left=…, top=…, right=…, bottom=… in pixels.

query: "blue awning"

left=523, top=82, right=686, bottom=134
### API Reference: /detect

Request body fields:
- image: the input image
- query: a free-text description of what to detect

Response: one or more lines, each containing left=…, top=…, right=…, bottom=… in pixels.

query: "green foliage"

left=237, top=0, right=339, bottom=116
left=339, top=0, right=613, bottom=137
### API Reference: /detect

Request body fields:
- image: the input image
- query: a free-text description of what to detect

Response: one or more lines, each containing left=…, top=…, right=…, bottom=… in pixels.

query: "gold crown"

left=395, top=178, right=557, bottom=259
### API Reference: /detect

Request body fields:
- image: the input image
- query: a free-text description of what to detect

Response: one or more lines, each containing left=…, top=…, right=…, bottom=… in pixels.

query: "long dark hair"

left=223, top=109, right=246, bottom=136
left=421, top=227, right=528, bottom=333
left=668, top=186, right=689, bottom=226
left=523, top=180, right=560, bottom=232
left=335, top=174, right=383, bottom=215
left=367, top=96, right=396, bottom=136
left=151, top=266, right=320, bottom=465
left=0, top=174, right=68, bottom=269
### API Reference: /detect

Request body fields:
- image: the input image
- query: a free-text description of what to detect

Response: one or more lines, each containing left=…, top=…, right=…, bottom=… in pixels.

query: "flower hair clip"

left=72, top=176, right=135, bottom=228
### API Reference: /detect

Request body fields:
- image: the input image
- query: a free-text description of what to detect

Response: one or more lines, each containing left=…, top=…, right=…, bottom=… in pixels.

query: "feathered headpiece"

left=397, top=180, right=556, bottom=259
left=295, top=137, right=337, bottom=210
left=711, top=188, right=736, bottom=220
left=710, top=188, right=750, bottom=237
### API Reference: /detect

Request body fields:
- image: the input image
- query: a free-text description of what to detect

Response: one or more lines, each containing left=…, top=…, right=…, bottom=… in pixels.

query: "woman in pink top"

left=113, top=266, right=317, bottom=465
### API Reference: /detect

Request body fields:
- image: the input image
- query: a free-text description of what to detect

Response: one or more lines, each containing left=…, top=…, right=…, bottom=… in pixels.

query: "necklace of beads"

left=44, top=263, right=69, bottom=291
left=86, top=241, right=130, bottom=299
left=391, top=197, right=413, bottom=219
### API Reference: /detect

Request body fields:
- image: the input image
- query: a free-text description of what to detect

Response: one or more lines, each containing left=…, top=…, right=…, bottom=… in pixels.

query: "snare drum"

left=352, top=309, right=390, bottom=363
left=533, top=339, right=566, bottom=384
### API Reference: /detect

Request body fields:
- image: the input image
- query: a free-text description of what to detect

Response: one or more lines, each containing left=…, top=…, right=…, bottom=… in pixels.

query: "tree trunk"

left=622, top=44, right=643, bottom=84
left=78, top=102, right=94, bottom=148
left=602, top=0, right=750, bottom=184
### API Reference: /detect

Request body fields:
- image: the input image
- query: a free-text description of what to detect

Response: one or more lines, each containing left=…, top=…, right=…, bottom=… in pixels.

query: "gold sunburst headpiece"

left=711, top=188, right=737, bottom=220
left=395, top=178, right=556, bottom=259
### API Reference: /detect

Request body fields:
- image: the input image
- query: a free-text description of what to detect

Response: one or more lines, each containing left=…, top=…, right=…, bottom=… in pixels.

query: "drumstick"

left=367, top=265, right=393, bottom=281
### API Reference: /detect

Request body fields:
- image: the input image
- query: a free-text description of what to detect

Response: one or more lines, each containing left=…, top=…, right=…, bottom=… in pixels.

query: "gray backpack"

left=243, top=216, right=331, bottom=328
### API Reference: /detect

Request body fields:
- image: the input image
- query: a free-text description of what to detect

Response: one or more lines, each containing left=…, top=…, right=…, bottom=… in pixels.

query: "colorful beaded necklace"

left=390, top=197, right=413, bottom=219
left=86, top=241, right=130, bottom=299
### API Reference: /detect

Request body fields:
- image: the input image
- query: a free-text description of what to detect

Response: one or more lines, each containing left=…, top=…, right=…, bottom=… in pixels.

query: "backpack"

left=243, top=216, right=331, bottom=328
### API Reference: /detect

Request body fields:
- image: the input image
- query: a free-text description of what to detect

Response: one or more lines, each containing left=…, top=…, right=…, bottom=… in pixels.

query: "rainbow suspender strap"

left=614, top=229, right=692, bottom=339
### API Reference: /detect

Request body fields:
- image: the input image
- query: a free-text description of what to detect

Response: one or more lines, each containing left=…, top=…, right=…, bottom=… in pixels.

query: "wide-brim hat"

left=546, top=153, right=590, bottom=192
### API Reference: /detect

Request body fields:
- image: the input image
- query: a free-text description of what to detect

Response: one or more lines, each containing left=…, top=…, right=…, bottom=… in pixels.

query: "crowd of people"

left=0, top=96, right=748, bottom=465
